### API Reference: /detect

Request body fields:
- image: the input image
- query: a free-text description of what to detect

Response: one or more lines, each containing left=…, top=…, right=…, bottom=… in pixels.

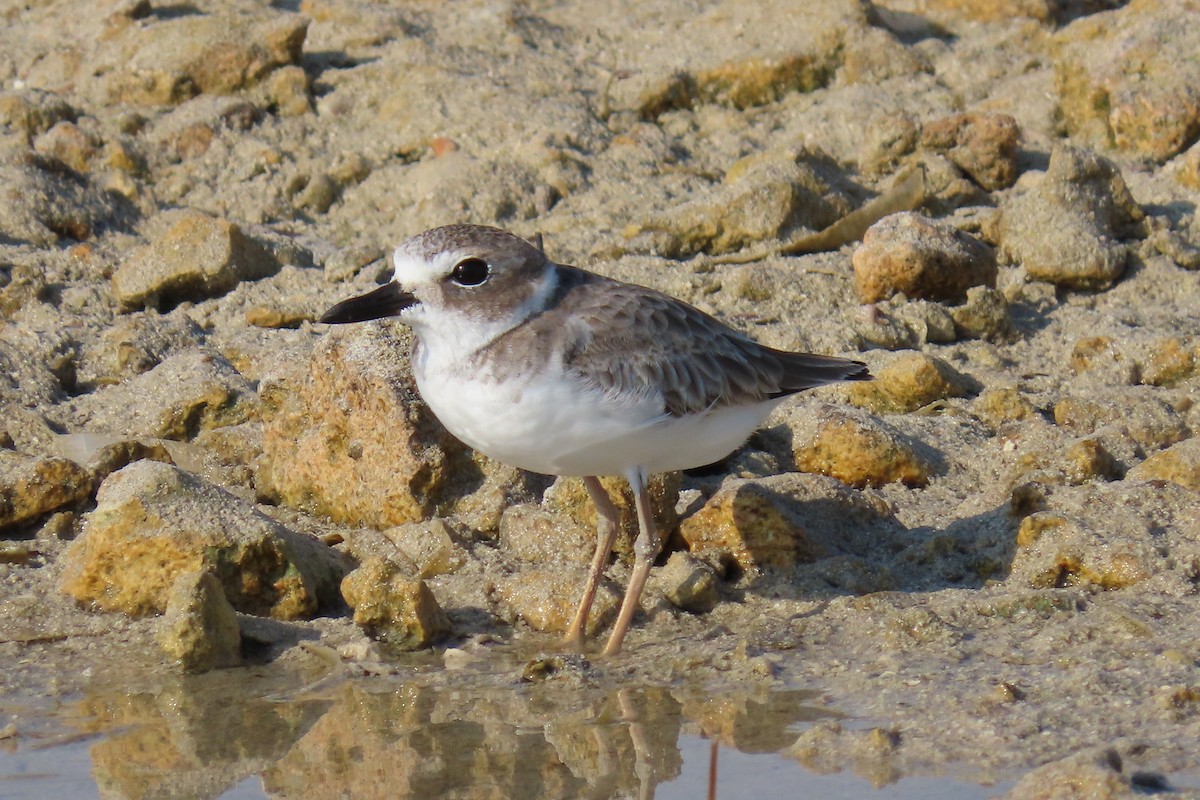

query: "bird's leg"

left=564, top=475, right=622, bottom=647
left=603, top=468, right=660, bottom=656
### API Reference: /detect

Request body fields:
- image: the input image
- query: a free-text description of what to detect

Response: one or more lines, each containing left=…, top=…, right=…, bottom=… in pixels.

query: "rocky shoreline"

left=2, top=0, right=1200, bottom=796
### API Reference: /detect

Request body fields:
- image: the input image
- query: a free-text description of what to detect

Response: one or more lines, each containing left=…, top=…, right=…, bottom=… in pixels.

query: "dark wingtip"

left=846, top=360, right=872, bottom=381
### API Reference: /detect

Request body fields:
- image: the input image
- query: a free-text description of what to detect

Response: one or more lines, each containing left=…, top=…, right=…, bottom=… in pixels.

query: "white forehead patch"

left=392, top=246, right=459, bottom=287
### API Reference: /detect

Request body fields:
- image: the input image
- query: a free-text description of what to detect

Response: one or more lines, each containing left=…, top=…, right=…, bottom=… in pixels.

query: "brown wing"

left=557, top=269, right=869, bottom=417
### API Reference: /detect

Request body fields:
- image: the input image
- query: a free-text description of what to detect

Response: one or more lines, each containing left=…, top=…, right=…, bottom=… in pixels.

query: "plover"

left=320, top=224, right=870, bottom=654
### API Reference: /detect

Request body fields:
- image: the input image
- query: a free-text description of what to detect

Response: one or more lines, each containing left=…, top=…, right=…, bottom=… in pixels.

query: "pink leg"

left=603, top=468, right=660, bottom=655
left=564, top=476, right=622, bottom=646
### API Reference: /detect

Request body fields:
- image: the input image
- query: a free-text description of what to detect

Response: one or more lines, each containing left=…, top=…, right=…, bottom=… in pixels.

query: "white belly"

left=413, top=355, right=780, bottom=477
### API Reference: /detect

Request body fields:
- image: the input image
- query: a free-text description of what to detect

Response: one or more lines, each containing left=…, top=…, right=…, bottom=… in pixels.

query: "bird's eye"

left=450, top=258, right=490, bottom=286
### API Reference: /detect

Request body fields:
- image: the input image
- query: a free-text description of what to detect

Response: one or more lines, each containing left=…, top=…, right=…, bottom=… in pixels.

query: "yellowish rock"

left=544, top=472, right=680, bottom=560
left=790, top=406, right=932, bottom=488
left=60, top=461, right=344, bottom=618
left=493, top=568, right=619, bottom=636
left=498, top=503, right=595, bottom=566
left=83, top=437, right=175, bottom=484
left=259, top=324, right=469, bottom=529
left=340, top=556, right=451, bottom=649
left=611, top=0, right=863, bottom=117
left=1063, top=438, right=1121, bottom=484
left=1053, top=393, right=1187, bottom=451
left=1010, top=502, right=1168, bottom=591
left=1128, top=438, right=1200, bottom=491
left=950, top=286, right=1011, bottom=341
left=973, top=386, right=1038, bottom=429
left=920, top=112, right=1020, bottom=190
left=382, top=519, right=469, bottom=579
left=629, top=149, right=853, bottom=256
left=0, top=449, right=92, bottom=532
left=847, top=353, right=974, bottom=413
left=111, top=213, right=280, bottom=310
left=267, top=65, right=312, bottom=117
left=1139, top=337, right=1199, bottom=387
left=32, top=121, right=99, bottom=172
left=105, top=14, right=308, bottom=105
left=659, top=551, right=719, bottom=613
left=679, top=479, right=827, bottom=570
left=997, top=145, right=1143, bottom=289
left=0, top=89, right=77, bottom=138
left=69, top=351, right=257, bottom=441
left=157, top=570, right=242, bottom=673
left=852, top=212, right=997, bottom=304
left=1054, top=0, right=1200, bottom=162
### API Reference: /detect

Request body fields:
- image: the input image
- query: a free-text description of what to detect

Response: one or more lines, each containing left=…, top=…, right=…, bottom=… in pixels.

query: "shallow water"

left=0, top=663, right=1016, bottom=800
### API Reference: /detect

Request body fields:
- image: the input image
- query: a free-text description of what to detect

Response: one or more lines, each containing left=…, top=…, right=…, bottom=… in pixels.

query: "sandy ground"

left=2, top=0, right=1200, bottom=796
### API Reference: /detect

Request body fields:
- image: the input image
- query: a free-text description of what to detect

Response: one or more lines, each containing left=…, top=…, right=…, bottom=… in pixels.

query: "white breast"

left=412, top=347, right=780, bottom=477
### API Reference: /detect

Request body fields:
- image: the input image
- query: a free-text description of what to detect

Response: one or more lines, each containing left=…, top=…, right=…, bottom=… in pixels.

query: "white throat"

left=405, top=262, right=559, bottom=366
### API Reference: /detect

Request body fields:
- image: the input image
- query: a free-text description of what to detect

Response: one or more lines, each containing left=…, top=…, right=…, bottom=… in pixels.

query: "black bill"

left=319, top=282, right=417, bottom=324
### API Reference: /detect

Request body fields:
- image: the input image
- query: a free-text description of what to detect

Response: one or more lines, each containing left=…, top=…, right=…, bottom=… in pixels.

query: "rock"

left=68, top=350, right=258, bottom=441
left=857, top=112, right=920, bottom=177
left=32, top=121, right=100, bottom=173
left=920, top=112, right=1021, bottom=190
left=380, top=519, right=469, bottom=579
left=1068, top=335, right=1137, bottom=385
left=245, top=305, right=310, bottom=329
left=323, top=244, right=384, bottom=284
left=1139, top=337, right=1199, bottom=387
left=950, top=286, right=1011, bottom=341
left=998, top=144, right=1143, bottom=289
left=659, top=551, right=719, bottom=613
left=1010, top=481, right=1200, bottom=593
left=1062, top=437, right=1123, bottom=484
left=973, top=386, right=1039, bottom=429
left=847, top=353, right=975, bottom=413
left=629, top=149, right=856, bottom=256
left=1177, top=140, right=1200, bottom=189
left=157, top=570, right=242, bottom=673
left=789, top=404, right=934, bottom=488
left=851, top=300, right=957, bottom=350
left=340, top=556, right=451, bottom=649
left=78, top=313, right=205, bottom=387
left=1054, top=0, right=1200, bottom=162
left=605, top=0, right=867, bottom=116
left=0, top=153, right=132, bottom=245
left=0, top=89, right=78, bottom=139
left=1148, top=225, right=1200, bottom=272
left=111, top=213, right=281, bottom=310
left=1053, top=391, right=1188, bottom=451
left=1128, top=437, right=1200, bottom=491
left=1014, top=511, right=1150, bottom=589
left=493, top=567, right=619, bottom=636
left=543, top=472, right=680, bottom=560
left=60, top=461, right=345, bottom=618
left=999, top=746, right=1162, bottom=800
left=79, top=437, right=176, bottom=485
left=839, top=26, right=927, bottom=86
left=498, top=503, right=595, bottom=566
left=259, top=324, right=467, bottom=529
left=349, top=151, right=543, bottom=241
left=788, top=721, right=903, bottom=786
left=292, top=173, right=340, bottom=214
left=678, top=473, right=896, bottom=571
left=148, top=96, right=262, bottom=161
left=0, top=338, right=62, bottom=409
left=103, top=13, right=308, bottom=105
left=0, top=449, right=92, bottom=532
left=852, top=212, right=997, bottom=304
left=267, top=65, right=312, bottom=117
